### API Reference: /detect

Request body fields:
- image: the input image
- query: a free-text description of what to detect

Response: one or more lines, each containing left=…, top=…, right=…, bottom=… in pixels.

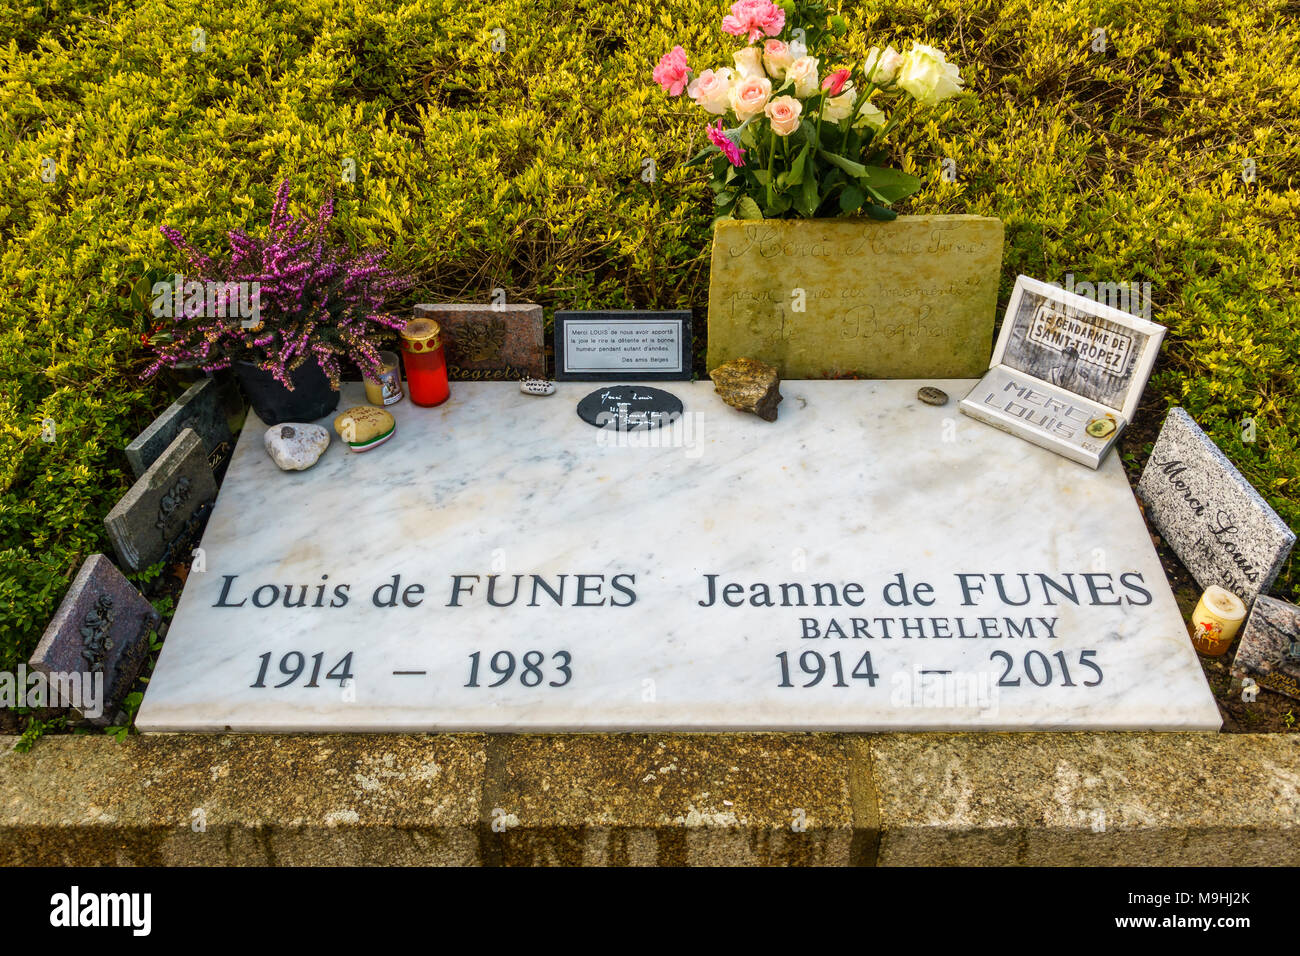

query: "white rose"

left=821, top=89, right=856, bottom=123
left=785, top=56, right=820, bottom=97
left=853, top=99, right=887, bottom=130
left=762, top=40, right=793, bottom=79
left=688, top=67, right=734, bottom=115
left=863, top=45, right=904, bottom=84
left=895, top=43, right=963, bottom=106
left=729, top=75, right=773, bottom=121
left=733, top=46, right=765, bottom=80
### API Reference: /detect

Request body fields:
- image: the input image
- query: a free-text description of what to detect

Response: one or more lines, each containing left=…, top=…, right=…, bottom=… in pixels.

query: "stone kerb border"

left=1, top=733, right=1296, bottom=866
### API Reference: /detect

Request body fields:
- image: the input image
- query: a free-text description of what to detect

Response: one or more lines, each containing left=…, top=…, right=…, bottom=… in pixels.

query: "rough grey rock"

left=709, top=357, right=783, bottom=422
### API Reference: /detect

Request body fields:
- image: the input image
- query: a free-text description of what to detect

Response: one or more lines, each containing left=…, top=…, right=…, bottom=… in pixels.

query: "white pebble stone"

left=264, top=423, right=330, bottom=471
left=520, top=378, right=556, bottom=396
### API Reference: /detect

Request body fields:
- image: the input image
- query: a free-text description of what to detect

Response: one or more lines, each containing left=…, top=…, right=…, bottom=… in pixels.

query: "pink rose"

left=653, top=45, right=690, bottom=96
left=729, top=75, right=773, bottom=121
left=764, top=95, right=803, bottom=136
left=721, top=0, right=786, bottom=43
left=689, top=67, right=734, bottom=114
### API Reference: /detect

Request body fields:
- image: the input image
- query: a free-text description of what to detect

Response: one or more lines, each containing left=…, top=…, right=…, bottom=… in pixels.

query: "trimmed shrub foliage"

left=2, top=0, right=1297, bottom=668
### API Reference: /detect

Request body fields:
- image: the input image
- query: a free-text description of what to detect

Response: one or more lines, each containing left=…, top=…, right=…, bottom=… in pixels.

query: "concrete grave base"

left=2, top=733, right=1296, bottom=866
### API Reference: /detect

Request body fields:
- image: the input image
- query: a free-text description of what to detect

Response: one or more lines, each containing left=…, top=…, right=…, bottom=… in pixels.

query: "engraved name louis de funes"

left=1001, top=288, right=1149, bottom=411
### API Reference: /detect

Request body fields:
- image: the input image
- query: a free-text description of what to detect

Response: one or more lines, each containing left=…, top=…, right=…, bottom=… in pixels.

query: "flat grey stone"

left=105, top=428, right=217, bottom=573
left=1231, top=594, right=1300, bottom=701
left=28, top=554, right=160, bottom=726
left=125, top=378, right=233, bottom=479
left=1137, top=407, right=1295, bottom=604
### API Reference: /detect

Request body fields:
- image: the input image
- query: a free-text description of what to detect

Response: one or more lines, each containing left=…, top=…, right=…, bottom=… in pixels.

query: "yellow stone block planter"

left=706, top=215, right=1005, bottom=379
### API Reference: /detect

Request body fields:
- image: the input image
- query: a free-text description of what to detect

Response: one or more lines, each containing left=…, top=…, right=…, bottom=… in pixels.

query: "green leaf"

left=865, top=203, right=898, bottom=221
left=818, top=150, right=868, bottom=178
left=859, top=166, right=924, bottom=203
left=714, top=191, right=736, bottom=206
left=684, top=146, right=714, bottom=168
left=839, top=185, right=866, bottom=213
left=736, top=196, right=764, bottom=220
left=787, top=144, right=809, bottom=187
left=795, top=168, right=819, bottom=218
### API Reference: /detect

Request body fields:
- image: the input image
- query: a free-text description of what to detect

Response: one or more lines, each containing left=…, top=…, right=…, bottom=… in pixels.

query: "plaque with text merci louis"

left=554, top=310, right=692, bottom=381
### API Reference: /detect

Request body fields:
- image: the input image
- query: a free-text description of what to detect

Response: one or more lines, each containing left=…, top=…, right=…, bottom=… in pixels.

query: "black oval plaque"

left=576, top=386, right=684, bottom=431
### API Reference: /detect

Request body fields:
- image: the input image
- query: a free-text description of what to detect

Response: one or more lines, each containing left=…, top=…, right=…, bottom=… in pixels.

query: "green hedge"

left=2, top=0, right=1298, bottom=669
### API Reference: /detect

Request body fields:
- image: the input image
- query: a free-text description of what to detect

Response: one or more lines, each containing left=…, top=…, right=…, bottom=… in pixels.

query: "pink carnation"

left=707, top=120, right=746, bottom=167
left=721, top=0, right=786, bottom=43
left=653, top=45, right=691, bottom=96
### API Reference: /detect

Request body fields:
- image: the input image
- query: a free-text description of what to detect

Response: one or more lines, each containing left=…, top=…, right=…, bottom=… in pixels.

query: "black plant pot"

left=233, top=360, right=339, bottom=426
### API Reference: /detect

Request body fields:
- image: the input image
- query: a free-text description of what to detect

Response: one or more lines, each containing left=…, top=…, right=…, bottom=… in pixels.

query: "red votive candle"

left=400, top=317, right=450, bottom=407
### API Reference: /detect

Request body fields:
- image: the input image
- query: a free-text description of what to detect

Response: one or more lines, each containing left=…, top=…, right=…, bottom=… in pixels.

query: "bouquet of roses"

left=653, top=0, right=965, bottom=220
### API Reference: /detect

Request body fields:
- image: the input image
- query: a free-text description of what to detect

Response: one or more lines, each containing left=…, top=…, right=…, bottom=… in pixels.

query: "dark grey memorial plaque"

left=105, top=428, right=218, bottom=573
left=30, top=553, right=160, bottom=725
left=125, top=378, right=233, bottom=478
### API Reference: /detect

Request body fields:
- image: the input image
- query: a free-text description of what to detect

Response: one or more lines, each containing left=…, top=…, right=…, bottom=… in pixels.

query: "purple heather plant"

left=144, top=179, right=412, bottom=390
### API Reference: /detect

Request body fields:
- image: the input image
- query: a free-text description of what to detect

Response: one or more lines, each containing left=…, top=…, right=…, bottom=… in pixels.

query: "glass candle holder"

left=400, top=318, right=450, bottom=407
left=363, top=350, right=404, bottom=407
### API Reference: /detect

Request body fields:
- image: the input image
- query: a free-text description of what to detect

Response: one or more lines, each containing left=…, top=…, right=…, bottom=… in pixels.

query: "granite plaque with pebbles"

left=105, top=428, right=218, bottom=573
left=29, top=553, right=160, bottom=726
left=137, top=381, right=1219, bottom=733
left=1137, top=407, right=1295, bottom=604
left=1231, top=595, right=1300, bottom=701
left=125, top=378, right=233, bottom=479
left=555, top=310, right=692, bottom=381
left=414, top=303, right=545, bottom=381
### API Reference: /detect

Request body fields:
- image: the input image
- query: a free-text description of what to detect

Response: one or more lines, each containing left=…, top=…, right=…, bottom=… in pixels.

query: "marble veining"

left=136, top=381, right=1221, bottom=732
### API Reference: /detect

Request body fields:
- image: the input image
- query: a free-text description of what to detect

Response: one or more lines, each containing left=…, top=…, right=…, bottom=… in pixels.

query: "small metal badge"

left=1085, top=416, right=1117, bottom=439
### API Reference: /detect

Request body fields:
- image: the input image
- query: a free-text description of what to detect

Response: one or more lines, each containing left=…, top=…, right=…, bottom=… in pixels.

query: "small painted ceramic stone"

left=333, top=406, right=396, bottom=453
left=520, top=378, right=556, bottom=396
left=917, top=386, right=949, bottom=406
left=264, top=423, right=330, bottom=470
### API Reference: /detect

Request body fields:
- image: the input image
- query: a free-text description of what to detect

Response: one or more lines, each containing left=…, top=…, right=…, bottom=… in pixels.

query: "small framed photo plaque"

left=959, top=275, right=1165, bottom=468
left=554, top=310, right=692, bottom=381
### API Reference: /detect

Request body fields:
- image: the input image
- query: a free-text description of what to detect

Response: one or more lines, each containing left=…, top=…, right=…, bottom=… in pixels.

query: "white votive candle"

left=1189, top=585, right=1247, bottom=656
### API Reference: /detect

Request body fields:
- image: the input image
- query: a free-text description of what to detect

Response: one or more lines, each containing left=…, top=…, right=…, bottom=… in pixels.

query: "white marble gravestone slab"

left=137, top=381, right=1220, bottom=733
